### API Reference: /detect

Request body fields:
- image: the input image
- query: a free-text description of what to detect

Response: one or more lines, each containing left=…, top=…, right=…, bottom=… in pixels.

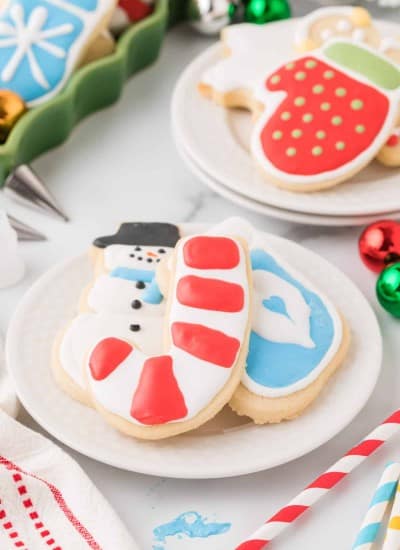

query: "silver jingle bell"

left=186, top=0, right=230, bottom=35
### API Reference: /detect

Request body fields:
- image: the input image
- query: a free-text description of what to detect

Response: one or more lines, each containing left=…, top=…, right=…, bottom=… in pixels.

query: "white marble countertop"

left=2, top=15, right=400, bottom=550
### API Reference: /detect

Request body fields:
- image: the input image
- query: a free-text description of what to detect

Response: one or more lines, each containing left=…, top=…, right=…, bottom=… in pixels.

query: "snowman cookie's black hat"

left=93, top=223, right=180, bottom=249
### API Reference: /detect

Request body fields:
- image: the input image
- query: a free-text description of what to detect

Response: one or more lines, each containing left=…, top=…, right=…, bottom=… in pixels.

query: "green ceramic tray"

left=0, top=0, right=171, bottom=186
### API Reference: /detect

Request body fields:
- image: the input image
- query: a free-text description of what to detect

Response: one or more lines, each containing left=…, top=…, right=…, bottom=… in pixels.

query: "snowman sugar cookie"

left=200, top=26, right=400, bottom=191
left=209, top=218, right=350, bottom=424
left=0, top=0, right=118, bottom=106
left=54, top=222, right=181, bottom=404
left=294, top=6, right=381, bottom=52
left=58, top=226, right=252, bottom=440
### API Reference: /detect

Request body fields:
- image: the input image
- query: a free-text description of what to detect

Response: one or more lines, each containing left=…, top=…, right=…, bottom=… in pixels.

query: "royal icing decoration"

left=109, top=0, right=153, bottom=34
left=202, top=24, right=279, bottom=94
left=0, top=0, right=114, bottom=106
left=244, top=249, right=342, bottom=398
left=294, top=6, right=374, bottom=50
left=208, top=218, right=343, bottom=399
left=251, top=40, right=400, bottom=186
left=59, top=223, right=180, bottom=390
left=86, top=234, right=250, bottom=426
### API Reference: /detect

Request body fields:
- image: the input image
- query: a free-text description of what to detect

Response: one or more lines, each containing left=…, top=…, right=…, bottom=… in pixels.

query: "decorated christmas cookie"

left=210, top=218, right=350, bottom=424
left=200, top=31, right=400, bottom=191
left=109, top=0, right=154, bottom=35
left=294, top=17, right=400, bottom=170
left=294, top=6, right=381, bottom=52
left=54, top=222, right=181, bottom=404
left=0, top=0, right=117, bottom=106
left=85, top=232, right=252, bottom=439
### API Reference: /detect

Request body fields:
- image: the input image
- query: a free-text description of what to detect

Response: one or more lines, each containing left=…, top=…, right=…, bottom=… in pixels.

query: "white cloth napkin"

left=0, top=408, right=138, bottom=550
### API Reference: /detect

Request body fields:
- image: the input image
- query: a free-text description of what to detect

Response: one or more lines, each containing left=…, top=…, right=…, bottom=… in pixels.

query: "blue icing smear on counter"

left=248, top=249, right=335, bottom=388
left=152, top=511, right=231, bottom=549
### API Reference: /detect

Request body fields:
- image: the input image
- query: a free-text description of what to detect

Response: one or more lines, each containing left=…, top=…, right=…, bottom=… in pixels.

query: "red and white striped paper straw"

left=236, top=410, right=400, bottom=550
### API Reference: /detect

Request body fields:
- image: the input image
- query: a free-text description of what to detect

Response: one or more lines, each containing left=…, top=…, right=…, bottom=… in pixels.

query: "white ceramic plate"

left=172, top=19, right=400, bottom=217
left=176, top=132, right=400, bottom=227
left=6, top=225, right=382, bottom=479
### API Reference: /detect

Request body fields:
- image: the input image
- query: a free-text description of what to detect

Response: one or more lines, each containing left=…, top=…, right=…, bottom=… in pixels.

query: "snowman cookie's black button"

left=130, top=324, right=141, bottom=332
left=131, top=299, right=142, bottom=309
left=136, top=281, right=145, bottom=289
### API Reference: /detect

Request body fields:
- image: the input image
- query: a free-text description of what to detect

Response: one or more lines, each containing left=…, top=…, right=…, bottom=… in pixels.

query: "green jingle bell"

left=376, top=262, right=400, bottom=318
left=229, top=0, right=291, bottom=25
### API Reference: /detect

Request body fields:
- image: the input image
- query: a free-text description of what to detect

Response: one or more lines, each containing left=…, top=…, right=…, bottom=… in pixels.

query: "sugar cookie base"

left=230, top=315, right=350, bottom=424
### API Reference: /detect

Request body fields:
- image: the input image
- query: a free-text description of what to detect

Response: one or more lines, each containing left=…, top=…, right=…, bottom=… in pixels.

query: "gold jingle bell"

left=0, top=90, right=26, bottom=144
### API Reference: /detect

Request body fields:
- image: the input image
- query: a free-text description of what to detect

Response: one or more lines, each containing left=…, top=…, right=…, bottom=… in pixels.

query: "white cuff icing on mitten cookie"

left=0, top=0, right=116, bottom=106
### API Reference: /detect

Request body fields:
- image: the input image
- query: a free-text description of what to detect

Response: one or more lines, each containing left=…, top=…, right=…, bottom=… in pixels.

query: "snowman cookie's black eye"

left=158, top=248, right=166, bottom=254
left=135, top=246, right=141, bottom=251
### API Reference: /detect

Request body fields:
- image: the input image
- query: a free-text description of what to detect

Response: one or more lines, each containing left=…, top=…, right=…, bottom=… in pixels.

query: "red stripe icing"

left=183, top=236, right=240, bottom=269
left=177, top=276, right=244, bottom=312
left=89, top=337, right=133, bottom=381
left=172, top=322, right=240, bottom=368
left=307, top=471, right=346, bottom=489
left=131, top=356, right=188, bottom=424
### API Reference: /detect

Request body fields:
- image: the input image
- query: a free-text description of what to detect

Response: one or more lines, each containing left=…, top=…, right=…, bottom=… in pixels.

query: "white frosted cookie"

left=54, top=223, right=181, bottom=404
left=294, top=6, right=381, bottom=52
left=200, top=26, right=400, bottom=191
left=84, top=232, right=252, bottom=440
left=0, top=0, right=117, bottom=106
left=209, top=218, right=350, bottom=424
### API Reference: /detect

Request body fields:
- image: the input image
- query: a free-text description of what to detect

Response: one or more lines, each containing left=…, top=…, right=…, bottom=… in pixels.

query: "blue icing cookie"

left=0, top=0, right=108, bottom=105
left=247, top=249, right=337, bottom=391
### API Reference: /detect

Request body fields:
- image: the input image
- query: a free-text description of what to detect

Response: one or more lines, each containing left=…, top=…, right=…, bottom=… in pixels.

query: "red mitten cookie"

left=254, top=42, right=399, bottom=189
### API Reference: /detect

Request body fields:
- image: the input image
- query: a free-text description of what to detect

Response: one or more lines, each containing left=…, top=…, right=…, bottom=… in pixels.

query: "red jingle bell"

left=359, top=220, right=400, bottom=273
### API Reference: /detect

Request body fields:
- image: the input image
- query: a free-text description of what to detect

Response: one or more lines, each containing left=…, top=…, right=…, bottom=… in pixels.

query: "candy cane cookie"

left=85, top=232, right=252, bottom=439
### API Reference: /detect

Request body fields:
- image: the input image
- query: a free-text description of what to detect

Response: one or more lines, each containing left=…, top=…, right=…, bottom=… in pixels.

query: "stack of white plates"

left=172, top=19, right=400, bottom=226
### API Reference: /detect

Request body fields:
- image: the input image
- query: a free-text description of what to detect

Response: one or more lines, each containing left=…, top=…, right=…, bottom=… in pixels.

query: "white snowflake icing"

left=0, top=3, right=74, bottom=89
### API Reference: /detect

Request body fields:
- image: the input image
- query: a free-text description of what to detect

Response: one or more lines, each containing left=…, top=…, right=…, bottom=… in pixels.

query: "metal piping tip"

left=8, top=214, right=47, bottom=242
left=5, top=164, right=69, bottom=222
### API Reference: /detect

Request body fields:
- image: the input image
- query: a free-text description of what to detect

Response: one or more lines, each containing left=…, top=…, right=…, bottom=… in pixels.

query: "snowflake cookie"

left=0, top=0, right=116, bottom=106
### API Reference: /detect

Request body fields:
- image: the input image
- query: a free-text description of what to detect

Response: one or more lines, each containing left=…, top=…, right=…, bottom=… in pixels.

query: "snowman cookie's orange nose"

left=147, top=251, right=157, bottom=257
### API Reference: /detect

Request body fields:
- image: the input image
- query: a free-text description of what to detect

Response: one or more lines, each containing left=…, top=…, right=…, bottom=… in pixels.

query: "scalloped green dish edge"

left=0, top=0, right=169, bottom=186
